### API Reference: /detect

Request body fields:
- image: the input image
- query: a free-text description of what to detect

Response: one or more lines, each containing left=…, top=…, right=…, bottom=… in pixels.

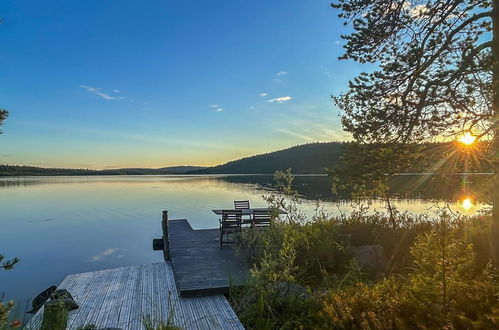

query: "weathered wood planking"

left=25, top=262, right=244, bottom=330
left=168, top=219, right=249, bottom=297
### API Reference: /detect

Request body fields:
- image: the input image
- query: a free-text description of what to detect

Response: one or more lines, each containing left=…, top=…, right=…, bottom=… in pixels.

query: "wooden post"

left=41, top=301, right=68, bottom=330
left=162, top=210, right=170, bottom=260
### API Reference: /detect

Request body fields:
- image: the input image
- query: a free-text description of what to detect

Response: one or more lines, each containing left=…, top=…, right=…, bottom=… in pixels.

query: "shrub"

left=232, top=171, right=497, bottom=329
left=320, top=219, right=498, bottom=329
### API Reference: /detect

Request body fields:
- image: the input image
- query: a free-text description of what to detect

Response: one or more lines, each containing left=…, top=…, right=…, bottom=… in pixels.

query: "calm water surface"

left=0, top=175, right=486, bottom=317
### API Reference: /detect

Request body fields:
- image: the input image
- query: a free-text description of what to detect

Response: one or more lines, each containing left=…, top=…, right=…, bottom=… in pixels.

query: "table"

left=211, top=208, right=287, bottom=216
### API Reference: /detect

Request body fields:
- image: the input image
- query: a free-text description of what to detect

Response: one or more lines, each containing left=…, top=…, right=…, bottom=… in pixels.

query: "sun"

left=459, top=132, right=476, bottom=145
left=462, top=197, right=473, bottom=211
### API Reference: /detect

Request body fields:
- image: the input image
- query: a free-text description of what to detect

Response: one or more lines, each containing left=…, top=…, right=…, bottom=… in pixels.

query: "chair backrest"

left=252, top=210, right=272, bottom=228
left=221, top=209, right=242, bottom=228
left=234, top=200, right=250, bottom=209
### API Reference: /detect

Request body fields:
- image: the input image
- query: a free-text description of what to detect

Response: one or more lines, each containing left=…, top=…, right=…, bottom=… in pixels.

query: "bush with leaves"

left=321, top=217, right=498, bottom=329
left=232, top=171, right=498, bottom=329
left=0, top=254, right=21, bottom=329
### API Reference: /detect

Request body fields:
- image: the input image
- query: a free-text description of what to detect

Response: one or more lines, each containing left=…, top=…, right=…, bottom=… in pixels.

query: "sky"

left=0, top=0, right=364, bottom=169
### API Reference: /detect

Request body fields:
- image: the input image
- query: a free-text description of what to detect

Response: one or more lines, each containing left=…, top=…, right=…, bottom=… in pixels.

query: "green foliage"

left=321, top=279, right=405, bottom=329
left=335, top=210, right=435, bottom=272
left=142, top=315, right=181, bottom=330
left=329, top=143, right=424, bottom=225
left=0, top=301, right=15, bottom=329
left=235, top=214, right=498, bottom=329
left=332, top=0, right=494, bottom=143
left=0, top=254, right=19, bottom=329
left=235, top=287, right=323, bottom=330
left=331, top=0, right=498, bottom=231
left=0, top=109, right=7, bottom=134
left=329, top=141, right=494, bottom=220
left=330, top=143, right=424, bottom=200
left=232, top=173, right=498, bottom=329
left=320, top=220, right=498, bottom=329
left=141, top=290, right=181, bottom=330
left=0, top=255, right=19, bottom=271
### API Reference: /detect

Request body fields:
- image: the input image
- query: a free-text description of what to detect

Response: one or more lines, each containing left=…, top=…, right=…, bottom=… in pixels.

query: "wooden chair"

left=234, top=200, right=251, bottom=222
left=220, top=209, right=243, bottom=245
left=251, top=209, right=272, bottom=229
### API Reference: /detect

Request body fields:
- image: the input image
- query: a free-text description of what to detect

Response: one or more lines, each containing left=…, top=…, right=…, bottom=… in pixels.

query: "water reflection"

left=0, top=174, right=485, bottom=201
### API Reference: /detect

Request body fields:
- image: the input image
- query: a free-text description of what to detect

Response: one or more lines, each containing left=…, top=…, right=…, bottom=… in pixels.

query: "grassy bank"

left=230, top=172, right=498, bottom=329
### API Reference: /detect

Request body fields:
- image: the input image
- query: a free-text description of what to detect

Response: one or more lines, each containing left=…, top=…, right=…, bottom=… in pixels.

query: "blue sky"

left=0, top=0, right=362, bottom=168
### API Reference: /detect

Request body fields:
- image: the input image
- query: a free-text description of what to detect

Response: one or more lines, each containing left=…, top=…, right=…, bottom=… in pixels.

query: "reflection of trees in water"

left=388, top=175, right=486, bottom=201
left=0, top=177, right=98, bottom=188
left=219, top=174, right=484, bottom=202
left=0, top=179, right=51, bottom=189
left=0, top=174, right=486, bottom=202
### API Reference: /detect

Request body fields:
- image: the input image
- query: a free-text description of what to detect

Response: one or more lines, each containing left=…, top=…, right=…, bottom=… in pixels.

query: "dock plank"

left=168, top=219, right=249, bottom=297
left=25, top=262, right=243, bottom=330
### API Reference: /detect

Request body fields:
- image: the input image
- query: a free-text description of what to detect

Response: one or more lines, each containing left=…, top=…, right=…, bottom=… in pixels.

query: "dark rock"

left=275, top=282, right=310, bottom=299
left=49, top=289, right=79, bottom=311
left=27, top=285, right=57, bottom=314
left=353, top=244, right=390, bottom=277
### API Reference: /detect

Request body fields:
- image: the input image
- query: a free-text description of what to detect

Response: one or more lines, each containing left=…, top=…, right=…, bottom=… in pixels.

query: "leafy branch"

left=0, top=254, right=19, bottom=271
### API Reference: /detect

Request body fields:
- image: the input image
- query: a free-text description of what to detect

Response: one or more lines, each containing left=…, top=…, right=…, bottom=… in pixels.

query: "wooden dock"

left=168, top=219, right=249, bottom=297
left=25, top=262, right=244, bottom=330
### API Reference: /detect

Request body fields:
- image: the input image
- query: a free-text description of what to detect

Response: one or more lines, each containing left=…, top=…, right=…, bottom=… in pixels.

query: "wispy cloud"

left=275, top=128, right=315, bottom=142
left=208, top=104, right=224, bottom=112
left=258, top=93, right=268, bottom=97
left=89, top=248, right=126, bottom=262
left=268, top=96, right=292, bottom=103
left=276, top=71, right=288, bottom=77
left=323, top=66, right=333, bottom=79
left=80, top=85, right=126, bottom=100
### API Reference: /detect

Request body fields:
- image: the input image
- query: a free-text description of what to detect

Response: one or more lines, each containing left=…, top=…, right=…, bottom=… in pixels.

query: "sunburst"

left=459, top=132, right=476, bottom=145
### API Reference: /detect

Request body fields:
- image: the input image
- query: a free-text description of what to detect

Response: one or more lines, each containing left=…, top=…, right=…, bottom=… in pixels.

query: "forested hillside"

left=190, top=143, right=347, bottom=174
left=190, top=141, right=492, bottom=175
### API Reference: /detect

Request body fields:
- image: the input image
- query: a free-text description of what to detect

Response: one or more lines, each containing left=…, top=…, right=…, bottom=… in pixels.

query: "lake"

left=0, top=174, right=486, bottom=318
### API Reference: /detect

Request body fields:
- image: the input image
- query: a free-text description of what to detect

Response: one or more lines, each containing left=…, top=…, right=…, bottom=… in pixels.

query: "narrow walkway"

left=25, top=262, right=244, bottom=330
left=168, top=219, right=249, bottom=297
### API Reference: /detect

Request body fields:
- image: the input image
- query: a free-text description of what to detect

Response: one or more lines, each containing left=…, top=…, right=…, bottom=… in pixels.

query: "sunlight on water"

left=462, top=197, right=473, bottom=211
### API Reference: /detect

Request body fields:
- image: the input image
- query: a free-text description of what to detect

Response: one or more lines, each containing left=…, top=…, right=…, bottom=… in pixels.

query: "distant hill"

left=189, top=143, right=347, bottom=174
left=160, top=166, right=206, bottom=173
left=0, top=165, right=206, bottom=176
